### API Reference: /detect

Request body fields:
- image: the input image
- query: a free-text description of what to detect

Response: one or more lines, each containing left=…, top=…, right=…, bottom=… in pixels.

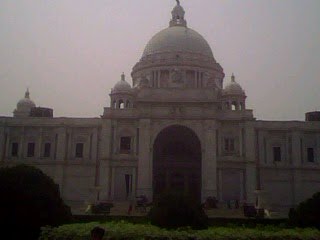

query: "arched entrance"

left=153, top=125, right=201, bottom=202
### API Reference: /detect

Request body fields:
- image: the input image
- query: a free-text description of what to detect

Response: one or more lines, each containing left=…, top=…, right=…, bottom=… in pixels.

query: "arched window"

left=119, top=100, right=125, bottom=109
left=231, top=101, right=237, bottom=111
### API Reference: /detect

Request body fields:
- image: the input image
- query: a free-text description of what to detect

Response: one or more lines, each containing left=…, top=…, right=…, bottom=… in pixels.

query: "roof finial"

left=25, top=88, right=30, bottom=99
left=170, top=0, right=187, bottom=27
left=231, top=73, right=235, bottom=82
left=121, top=72, right=125, bottom=81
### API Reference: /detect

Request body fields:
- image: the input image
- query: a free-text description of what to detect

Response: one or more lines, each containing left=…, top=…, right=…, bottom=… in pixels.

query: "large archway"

left=153, top=125, right=202, bottom=202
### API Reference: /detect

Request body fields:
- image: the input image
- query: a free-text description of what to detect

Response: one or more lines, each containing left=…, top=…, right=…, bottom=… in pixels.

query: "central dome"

left=142, top=26, right=214, bottom=59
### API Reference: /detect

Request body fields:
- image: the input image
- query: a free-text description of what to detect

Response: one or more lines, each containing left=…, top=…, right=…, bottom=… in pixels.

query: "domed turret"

left=221, top=74, right=246, bottom=111
left=112, top=73, right=132, bottom=94
left=13, top=89, right=36, bottom=117
left=223, top=74, right=245, bottom=96
left=110, top=73, right=134, bottom=109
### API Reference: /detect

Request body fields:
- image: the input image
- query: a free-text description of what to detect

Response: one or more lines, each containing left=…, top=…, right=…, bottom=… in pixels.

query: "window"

left=224, top=138, right=235, bottom=152
left=119, top=100, right=125, bottom=109
left=231, top=101, right=237, bottom=111
left=11, top=142, right=19, bottom=157
left=307, top=148, right=315, bottom=163
left=44, top=143, right=51, bottom=158
left=273, top=147, right=281, bottom=162
left=120, top=137, right=131, bottom=153
left=27, top=143, right=35, bottom=157
left=75, top=143, right=84, bottom=158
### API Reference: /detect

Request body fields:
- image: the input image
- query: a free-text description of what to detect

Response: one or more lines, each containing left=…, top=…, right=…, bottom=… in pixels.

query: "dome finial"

left=170, top=0, right=187, bottom=27
left=231, top=73, right=235, bottom=82
left=121, top=72, right=125, bottom=81
left=25, top=88, right=30, bottom=99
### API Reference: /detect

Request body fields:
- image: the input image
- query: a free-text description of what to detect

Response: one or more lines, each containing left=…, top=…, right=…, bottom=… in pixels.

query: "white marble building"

left=1, top=2, right=320, bottom=212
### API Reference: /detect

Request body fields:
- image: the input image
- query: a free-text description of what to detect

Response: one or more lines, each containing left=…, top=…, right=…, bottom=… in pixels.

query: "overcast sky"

left=0, top=0, right=319, bottom=120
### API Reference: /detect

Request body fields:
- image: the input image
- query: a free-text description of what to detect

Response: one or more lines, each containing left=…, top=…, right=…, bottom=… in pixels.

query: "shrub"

left=289, top=192, right=320, bottom=229
left=148, top=192, right=208, bottom=229
left=0, top=164, right=72, bottom=239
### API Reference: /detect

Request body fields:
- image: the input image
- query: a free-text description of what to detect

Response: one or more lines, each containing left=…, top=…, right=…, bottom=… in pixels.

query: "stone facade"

left=0, top=2, right=319, bottom=212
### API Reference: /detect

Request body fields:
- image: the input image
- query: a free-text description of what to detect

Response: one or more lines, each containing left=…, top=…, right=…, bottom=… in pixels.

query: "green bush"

left=0, top=164, right=72, bottom=239
left=289, top=192, right=320, bottom=229
left=148, top=192, right=208, bottom=229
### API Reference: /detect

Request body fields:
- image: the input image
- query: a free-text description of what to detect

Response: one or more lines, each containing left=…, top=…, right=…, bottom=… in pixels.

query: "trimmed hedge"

left=39, top=221, right=320, bottom=240
left=73, top=215, right=288, bottom=228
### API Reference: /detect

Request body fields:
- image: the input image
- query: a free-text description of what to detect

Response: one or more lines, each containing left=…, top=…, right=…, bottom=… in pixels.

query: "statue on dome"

left=176, top=0, right=180, bottom=6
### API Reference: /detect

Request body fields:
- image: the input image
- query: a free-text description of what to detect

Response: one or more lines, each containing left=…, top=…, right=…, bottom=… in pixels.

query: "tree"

left=148, top=192, right=208, bottom=229
left=0, top=165, right=72, bottom=239
left=289, top=192, right=320, bottom=229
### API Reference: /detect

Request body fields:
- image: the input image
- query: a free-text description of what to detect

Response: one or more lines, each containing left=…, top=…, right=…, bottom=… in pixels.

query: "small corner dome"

left=223, top=74, right=245, bottom=95
left=17, top=89, right=36, bottom=109
left=112, top=73, right=132, bottom=93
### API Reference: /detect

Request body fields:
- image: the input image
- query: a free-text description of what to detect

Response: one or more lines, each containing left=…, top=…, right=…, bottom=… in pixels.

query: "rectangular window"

left=120, top=137, right=131, bottom=153
left=75, top=143, right=84, bottom=158
left=11, top=142, right=19, bottom=157
left=307, top=148, right=314, bottom=163
left=224, top=138, right=235, bottom=152
left=27, top=142, right=35, bottom=157
left=44, top=143, right=51, bottom=158
left=273, top=147, right=281, bottom=162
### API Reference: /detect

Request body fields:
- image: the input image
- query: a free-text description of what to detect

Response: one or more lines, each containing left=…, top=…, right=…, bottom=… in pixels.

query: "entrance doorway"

left=153, top=125, right=201, bottom=202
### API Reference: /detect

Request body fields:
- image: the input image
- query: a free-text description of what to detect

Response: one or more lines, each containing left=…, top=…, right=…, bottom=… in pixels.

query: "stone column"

left=38, top=128, right=43, bottom=158
left=5, top=129, right=10, bottom=159
left=19, top=127, right=25, bottom=159
left=111, top=167, right=116, bottom=200
left=317, top=133, right=320, bottom=164
left=136, top=119, right=152, bottom=200
left=0, top=127, right=5, bottom=161
left=202, top=120, right=217, bottom=201
left=157, top=71, right=161, bottom=88
left=99, top=120, right=112, bottom=159
left=98, top=161, right=110, bottom=201
left=67, top=128, right=73, bottom=160
left=244, top=124, right=256, bottom=204
left=132, top=167, right=137, bottom=198
left=291, top=130, right=302, bottom=205
left=239, top=125, right=243, bottom=157
left=55, top=127, right=67, bottom=161
left=98, top=120, right=112, bottom=200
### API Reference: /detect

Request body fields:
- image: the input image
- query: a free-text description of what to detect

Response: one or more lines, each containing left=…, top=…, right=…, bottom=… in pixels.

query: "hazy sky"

left=0, top=0, right=319, bottom=120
